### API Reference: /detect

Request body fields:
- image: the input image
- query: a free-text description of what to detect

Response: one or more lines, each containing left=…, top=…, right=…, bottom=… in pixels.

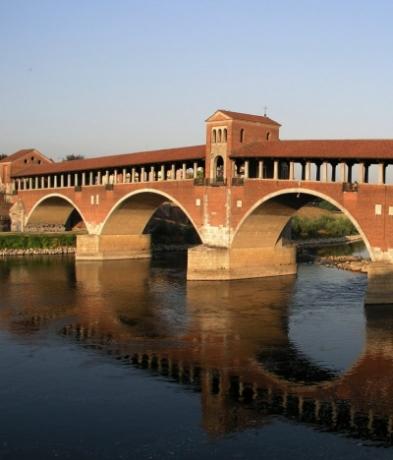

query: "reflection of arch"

left=25, top=194, right=88, bottom=231
left=213, top=155, right=224, bottom=181
left=232, top=188, right=373, bottom=259
left=100, top=189, right=203, bottom=242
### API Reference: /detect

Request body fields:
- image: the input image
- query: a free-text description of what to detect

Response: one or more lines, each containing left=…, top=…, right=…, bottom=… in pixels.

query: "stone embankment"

left=295, top=234, right=363, bottom=248
left=0, top=247, right=75, bottom=257
left=315, top=255, right=370, bottom=273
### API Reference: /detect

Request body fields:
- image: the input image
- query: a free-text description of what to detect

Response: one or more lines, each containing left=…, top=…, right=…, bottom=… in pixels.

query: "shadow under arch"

left=231, top=187, right=374, bottom=260
left=25, top=193, right=88, bottom=231
left=100, top=188, right=203, bottom=243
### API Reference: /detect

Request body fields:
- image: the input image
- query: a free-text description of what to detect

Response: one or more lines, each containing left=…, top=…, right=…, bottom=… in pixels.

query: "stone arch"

left=213, top=155, right=224, bottom=181
left=100, top=189, right=203, bottom=242
left=25, top=193, right=88, bottom=233
left=232, top=187, right=374, bottom=260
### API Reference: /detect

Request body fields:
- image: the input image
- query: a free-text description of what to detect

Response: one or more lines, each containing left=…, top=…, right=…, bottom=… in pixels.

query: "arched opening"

left=232, top=189, right=371, bottom=260
left=212, top=129, right=216, bottom=144
left=101, top=191, right=202, bottom=254
left=26, top=195, right=86, bottom=233
left=213, top=156, right=224, bottom=182
left=223, top=128, right=227, bottom=143
left=266, top=131, right=271, bottom=141
left=218, top=129, right=222, bottom=143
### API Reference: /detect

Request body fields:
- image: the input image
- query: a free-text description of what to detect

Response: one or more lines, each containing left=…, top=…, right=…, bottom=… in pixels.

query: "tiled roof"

left=214, top=110, right=281, bottom=126
left=230, top=139, right=393, bottom=160
left=0, top=149, right=39, bottom=163
left=12, top=145, right=205, bottom=177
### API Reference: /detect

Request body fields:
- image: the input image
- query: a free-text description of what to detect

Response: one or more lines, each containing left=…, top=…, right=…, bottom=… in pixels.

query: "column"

left=60, top=175, right=64, bottom=187
left=358, top=162, right=366, bottom=183
left=97, top=171, right=101, bottom=185
left=35, top=177, right=39, bottom=189
left=289, top=161, right=295, bottom=180
left=114, top=169, right=117, bottom=184
left=182, top=163, right=186, bottom=179
left=41, top=177, right=45, bottom=189
left=54, top=176, right=57, bottom=188
left=340, top=162, right=347, bottom=182
left=47, top=176, right=51, bottom=189
left=29, top=178, right=33, bottom=189
left=122, top=168, right=126, bottom=183
left=89, top=171, right=93, bottom=185
left=67, top=174, right=71, bottom=187
left=171, top=164, right=175, bottom=180
left=378, top=162, right=385, bottom=184
left=321, top=162, right=328, bottom=182
left=161, top=165, right=165, bottom=181
left=305, top=162, right=311, bottom=181
left=131, top=168, right=136, bottom=182
left=74, top=173, right=78, bottom=187
left=82, top=172, right=86, bottom=186
left=141, top=167, right=145, bottom=182
left=105, top=170, right=109, bottom=184
left=193, top=162, right=198, bottom=178
left=244, top=160, right=249, bottom=179
left=258, top=160, right=264, bottom=179
left=150, top=166, right=155, bottom=182
left=273, top=160, right=279, bottom=180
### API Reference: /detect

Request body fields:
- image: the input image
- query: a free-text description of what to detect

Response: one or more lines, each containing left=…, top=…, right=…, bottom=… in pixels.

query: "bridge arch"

left=100, top=188, right=203, bottom=242
left=25, top=193, right=88, bottom=232
left=232, top=187, right=374, bottom=260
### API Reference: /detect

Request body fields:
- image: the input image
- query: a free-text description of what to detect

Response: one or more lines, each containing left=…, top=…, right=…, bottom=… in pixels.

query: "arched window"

left=218, top=129, right=222, bottom=143
left=266, top=132, right=271, bottom=141
left=212, top=129, right=216, bottom=143
left=223, top=128, right=227, bottom=142
left=240, top=129, right=244, bottom=143
left=214, top=155, right=224, bottom=181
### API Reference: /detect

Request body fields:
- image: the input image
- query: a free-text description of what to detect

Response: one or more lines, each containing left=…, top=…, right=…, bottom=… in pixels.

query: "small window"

left=38, top=160, right=41, bottom=164
left=31, top=156, right=34, bottom=161
left=240, top=129, right=244, bottom=143
left=223, top=128, right=227, bottom=142
left=266, top=132, right=271, bottom=141
left=212, top=129, right=216, bottom=143
left=24, top=159, right=27, bottom=164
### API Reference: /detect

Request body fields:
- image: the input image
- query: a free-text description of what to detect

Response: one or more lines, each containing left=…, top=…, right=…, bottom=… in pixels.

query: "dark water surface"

left=0, top=252, right=393, bottom=459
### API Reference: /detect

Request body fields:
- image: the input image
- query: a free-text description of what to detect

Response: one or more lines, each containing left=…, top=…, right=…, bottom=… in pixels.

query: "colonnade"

left=233, top=158, right=393, bottom=185
left=13, top=160, right=204, bottom=191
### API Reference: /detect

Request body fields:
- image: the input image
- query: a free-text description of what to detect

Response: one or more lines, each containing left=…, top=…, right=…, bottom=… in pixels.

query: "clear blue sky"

left=1, top=0, right=393, bottom=160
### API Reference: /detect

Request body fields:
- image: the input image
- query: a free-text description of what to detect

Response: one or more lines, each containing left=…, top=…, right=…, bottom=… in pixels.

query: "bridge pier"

left=75, top=234, right=151, bottom=260
left=365, top=262, right=393, bottom=306
left=187, top=244, right=296, bottom=280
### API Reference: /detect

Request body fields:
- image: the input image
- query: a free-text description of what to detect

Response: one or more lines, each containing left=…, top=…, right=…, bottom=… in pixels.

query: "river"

left=0, top=248, right=392, bottom=459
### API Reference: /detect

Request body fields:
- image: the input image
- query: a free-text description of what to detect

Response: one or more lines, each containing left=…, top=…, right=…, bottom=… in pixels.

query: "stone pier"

left=187, top=244, right=296, bottom=280
left=76, top=234, right=151, bottom=260
left=365, top=262, right=393, bottom=306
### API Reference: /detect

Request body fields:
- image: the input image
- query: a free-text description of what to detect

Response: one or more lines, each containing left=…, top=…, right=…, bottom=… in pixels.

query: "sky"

left=1, top=0, right=393, bottom=160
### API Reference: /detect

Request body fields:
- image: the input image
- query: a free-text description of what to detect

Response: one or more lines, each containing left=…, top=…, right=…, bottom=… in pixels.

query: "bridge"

left=3, top=109, right=393, bottom=291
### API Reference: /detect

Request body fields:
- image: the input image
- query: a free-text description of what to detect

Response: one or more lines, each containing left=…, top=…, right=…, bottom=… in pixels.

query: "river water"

left=0, top=250, right=393, bottom=459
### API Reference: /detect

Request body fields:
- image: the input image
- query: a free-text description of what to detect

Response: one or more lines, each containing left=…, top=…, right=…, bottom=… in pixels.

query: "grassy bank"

left=291, top=215, right=357, bottom=240
left=0, top=233, right=76, bottom=249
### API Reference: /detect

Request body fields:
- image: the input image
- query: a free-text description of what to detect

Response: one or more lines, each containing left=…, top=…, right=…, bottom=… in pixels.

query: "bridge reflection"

left=0, top=257, right=392, bottom=444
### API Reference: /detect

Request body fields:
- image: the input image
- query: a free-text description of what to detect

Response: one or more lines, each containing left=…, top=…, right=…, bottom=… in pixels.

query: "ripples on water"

left=0, top=250, right=393, bottom=459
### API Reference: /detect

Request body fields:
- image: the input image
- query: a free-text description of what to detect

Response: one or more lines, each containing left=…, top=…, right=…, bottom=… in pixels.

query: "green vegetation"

left=291, top=215, right=357, bottom=240
left=0, top=233, right=76, bottom=249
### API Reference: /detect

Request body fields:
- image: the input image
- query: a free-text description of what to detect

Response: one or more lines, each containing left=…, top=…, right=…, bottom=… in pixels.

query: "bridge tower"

left=204, top=109, right=280, bottom=182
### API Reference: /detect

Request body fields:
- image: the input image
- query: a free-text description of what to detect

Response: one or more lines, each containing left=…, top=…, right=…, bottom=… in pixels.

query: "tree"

left=0, top=154, right=7, bottom=160
left=64, top=154, right=84, bottom=161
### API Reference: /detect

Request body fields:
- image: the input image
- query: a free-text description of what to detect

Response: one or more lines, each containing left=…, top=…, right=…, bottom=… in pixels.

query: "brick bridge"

left=3, top=110, right=393, bottom=290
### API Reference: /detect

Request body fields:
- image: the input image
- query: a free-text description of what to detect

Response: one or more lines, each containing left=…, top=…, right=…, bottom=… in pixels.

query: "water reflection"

left=0, top=255, right=392, bottom=446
